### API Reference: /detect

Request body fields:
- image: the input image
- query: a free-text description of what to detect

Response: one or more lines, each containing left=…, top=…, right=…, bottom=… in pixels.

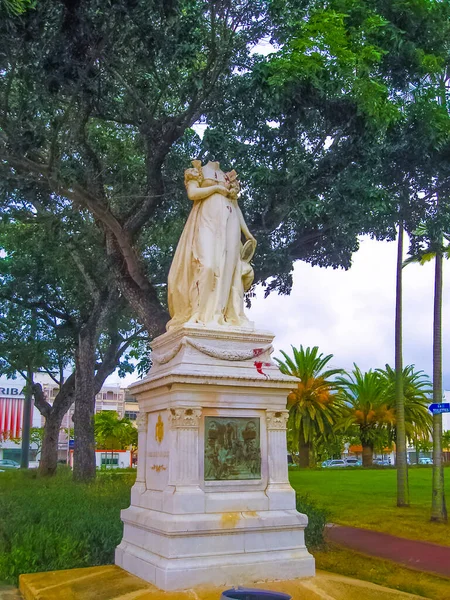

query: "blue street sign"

left=428, top=403, right=450, bottom=414
left=68, top=439, right=75, bottom=449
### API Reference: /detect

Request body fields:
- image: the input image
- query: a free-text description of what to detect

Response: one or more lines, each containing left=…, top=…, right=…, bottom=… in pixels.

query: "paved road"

left=327, top=524, right=450, bottom=578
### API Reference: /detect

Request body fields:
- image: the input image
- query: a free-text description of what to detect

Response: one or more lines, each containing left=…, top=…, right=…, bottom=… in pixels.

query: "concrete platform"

left=19, top=565, right=428, bottom=600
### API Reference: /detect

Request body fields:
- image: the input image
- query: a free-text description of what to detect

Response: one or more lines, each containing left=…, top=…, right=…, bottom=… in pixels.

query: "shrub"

left=0, top=469, right=135, bottom=584
left=296, top=493, right=328, bottom=549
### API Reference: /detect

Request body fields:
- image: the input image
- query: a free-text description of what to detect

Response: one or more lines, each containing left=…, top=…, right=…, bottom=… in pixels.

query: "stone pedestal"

left=115, top=324, right=315, bottom=590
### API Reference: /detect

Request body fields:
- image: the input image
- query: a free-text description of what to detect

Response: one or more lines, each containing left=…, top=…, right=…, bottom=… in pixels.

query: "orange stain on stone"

left=220, top=513, right=240, bottom=528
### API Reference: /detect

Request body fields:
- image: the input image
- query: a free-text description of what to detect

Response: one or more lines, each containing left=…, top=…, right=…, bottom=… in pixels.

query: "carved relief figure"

left=167, top=160, right=256, bottom=330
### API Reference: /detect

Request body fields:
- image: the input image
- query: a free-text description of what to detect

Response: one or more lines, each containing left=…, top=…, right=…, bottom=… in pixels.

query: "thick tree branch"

left=31, top=383, right=52, bottom=419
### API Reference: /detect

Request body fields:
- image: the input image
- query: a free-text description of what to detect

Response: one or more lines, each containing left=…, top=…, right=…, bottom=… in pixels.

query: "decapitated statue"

left=167, top=160, right=256, bottom=330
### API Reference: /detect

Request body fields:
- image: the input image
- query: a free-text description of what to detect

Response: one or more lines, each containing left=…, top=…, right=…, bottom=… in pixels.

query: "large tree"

left=0, top=0, right=270, bottom=337
left=0, top=200, right=147, bottom=479
left=0, top=0, right=427, bottom=331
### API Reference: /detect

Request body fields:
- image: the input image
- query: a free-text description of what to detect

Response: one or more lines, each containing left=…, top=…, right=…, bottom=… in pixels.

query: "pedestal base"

left=117, top=325, right=315, bottom=590
left=116, top=507, right=314, bottom=590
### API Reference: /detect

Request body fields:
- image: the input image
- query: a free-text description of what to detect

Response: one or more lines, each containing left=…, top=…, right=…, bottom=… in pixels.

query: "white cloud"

left=112, top=235, right=450, bottom=391
left=248, top=236, right=450, bottom=386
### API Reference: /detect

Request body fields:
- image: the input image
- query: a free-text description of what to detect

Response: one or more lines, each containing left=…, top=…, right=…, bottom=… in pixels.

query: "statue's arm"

left=186, top=181, right=228, bottom=202
left=237, top=206, right=256, bottom=243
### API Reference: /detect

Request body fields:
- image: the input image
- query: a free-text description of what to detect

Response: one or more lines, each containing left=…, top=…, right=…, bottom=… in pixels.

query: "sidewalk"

left=0, top=585, right=20, bottom=600
left=326, top=524, right=450, bottom=578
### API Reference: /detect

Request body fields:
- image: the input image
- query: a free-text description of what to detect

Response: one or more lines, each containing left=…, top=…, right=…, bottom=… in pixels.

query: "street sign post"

left=428, top=403, right=450, bottom=414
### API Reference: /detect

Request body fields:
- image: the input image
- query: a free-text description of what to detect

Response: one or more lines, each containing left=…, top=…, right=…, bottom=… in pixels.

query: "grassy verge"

left=0, top=469, right=134, bottom=585
left=316, top=543, right=450, bottom=600
left=289, top=467, right=450, bottom=546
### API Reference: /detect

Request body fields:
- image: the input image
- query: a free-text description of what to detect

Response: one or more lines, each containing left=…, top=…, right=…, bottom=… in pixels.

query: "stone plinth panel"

left=115, top=325, right=314, bottom=590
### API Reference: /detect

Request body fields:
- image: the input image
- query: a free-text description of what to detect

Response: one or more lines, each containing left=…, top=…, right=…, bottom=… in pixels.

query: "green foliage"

left=337, top=365, right=394, bottom=445
left=11, top=427, right=45, bottom=453
left=413, top=438, right=433, bottom=454
left=296, top=493, right=328, bottom=550
left=276, top=346, right=344, bottom=466
left=0, top=0, right=34, bottom=16
left=442, top=431, right=450, bottom=451
left=265, top=5, right=399, bottom=127
left=94, top=411, right=138, bottom=451
left=376, top=364, right=433, bottom=443
left=0, top=469, right=135, bottom=584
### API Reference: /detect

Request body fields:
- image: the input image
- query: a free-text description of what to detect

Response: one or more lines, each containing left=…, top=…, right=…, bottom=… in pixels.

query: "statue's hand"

left=215, top=184, right=229, bottom=197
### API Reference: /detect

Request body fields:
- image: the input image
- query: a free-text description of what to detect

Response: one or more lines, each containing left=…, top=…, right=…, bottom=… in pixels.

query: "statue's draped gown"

left=167, top=163, right=248, bottom=330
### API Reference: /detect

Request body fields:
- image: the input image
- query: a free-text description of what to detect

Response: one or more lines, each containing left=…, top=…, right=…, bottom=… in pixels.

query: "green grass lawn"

left=289, top=466, right=450, bottom=546
left=0, top=469, right=135, bottom=585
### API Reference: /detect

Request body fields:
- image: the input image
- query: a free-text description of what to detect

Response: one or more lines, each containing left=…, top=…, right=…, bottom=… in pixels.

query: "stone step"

left=19, top=565, right=427, bottom=600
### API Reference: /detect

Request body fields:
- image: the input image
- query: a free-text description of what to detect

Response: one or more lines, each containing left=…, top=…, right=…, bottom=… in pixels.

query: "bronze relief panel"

left=204, top=417, right=261, bottom=481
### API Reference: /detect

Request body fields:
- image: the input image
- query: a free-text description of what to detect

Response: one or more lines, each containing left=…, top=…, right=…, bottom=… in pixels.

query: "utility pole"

left=20, top=367, right=32, bottom=469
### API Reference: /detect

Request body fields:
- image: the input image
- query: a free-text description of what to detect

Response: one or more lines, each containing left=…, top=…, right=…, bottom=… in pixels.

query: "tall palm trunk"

left=298, top=430, right=310, bottom=468
left=431, top=250, right=447, bottom=522
left=395, top=222, right=409, bottom=506
left=361, top=442, right=373, bottom=467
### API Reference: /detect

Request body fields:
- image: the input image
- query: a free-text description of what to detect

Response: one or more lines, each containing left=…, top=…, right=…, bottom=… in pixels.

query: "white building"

left=0, top=374, right=137, bottom=463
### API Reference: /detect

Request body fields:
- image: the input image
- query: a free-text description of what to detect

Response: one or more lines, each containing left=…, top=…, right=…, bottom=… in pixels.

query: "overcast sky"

left=109, top=235, right=450, bottom=391
left=247, top=235, right=450, bottom=388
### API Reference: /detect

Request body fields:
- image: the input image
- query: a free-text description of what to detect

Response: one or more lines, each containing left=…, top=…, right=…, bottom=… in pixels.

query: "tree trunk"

left=73, top=329, right=97, bottom=482
left=362, top=443, right=373, bottom=467
left=431, top=250, right=447, bottom=522
left=298, top=431, right=310, bottom=468
left=395, top=221, right=409, bottom=506
left=39, top=412, right=64, bottom=476
left=106, top=232, right=168, bottom=338
left=33, top=376, right=75, bottom=476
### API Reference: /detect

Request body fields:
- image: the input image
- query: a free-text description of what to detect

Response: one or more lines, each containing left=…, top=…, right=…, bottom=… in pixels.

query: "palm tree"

left=337, top=365, right=394, bottom=467
left=404, top=231, right=449, bottom=522
left=377, top=365, right=433, bottom=445
left=275, top=346, right=344, bottom=468
left=394, top=220, right=408, bottom=505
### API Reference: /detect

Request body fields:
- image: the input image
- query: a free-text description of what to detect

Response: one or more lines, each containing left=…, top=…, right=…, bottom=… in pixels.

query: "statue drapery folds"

left=167, top=160, right=256, bottom=331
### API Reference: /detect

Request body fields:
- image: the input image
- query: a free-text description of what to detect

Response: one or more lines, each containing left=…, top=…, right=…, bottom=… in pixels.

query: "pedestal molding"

left=136, top=412, right=148, bottom=433
left=266, top=410, right=289, bottom=430
left=169, top=407, right=202, bottom=428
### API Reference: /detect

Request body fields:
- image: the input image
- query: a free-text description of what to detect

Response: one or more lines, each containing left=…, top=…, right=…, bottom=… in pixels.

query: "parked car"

left=345, top=458, right=362, bottom=466
left=419, top=457, right=433, bottom=465
left=373, top=458, right=391, bottom=466
left=0, top=459, right=20, bottom=469
left=327, top=459, right=347, bottom=468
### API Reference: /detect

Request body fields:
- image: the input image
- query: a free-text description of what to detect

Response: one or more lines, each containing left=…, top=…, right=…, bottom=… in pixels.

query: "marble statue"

left=167, top=160, right=256, bottom=330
